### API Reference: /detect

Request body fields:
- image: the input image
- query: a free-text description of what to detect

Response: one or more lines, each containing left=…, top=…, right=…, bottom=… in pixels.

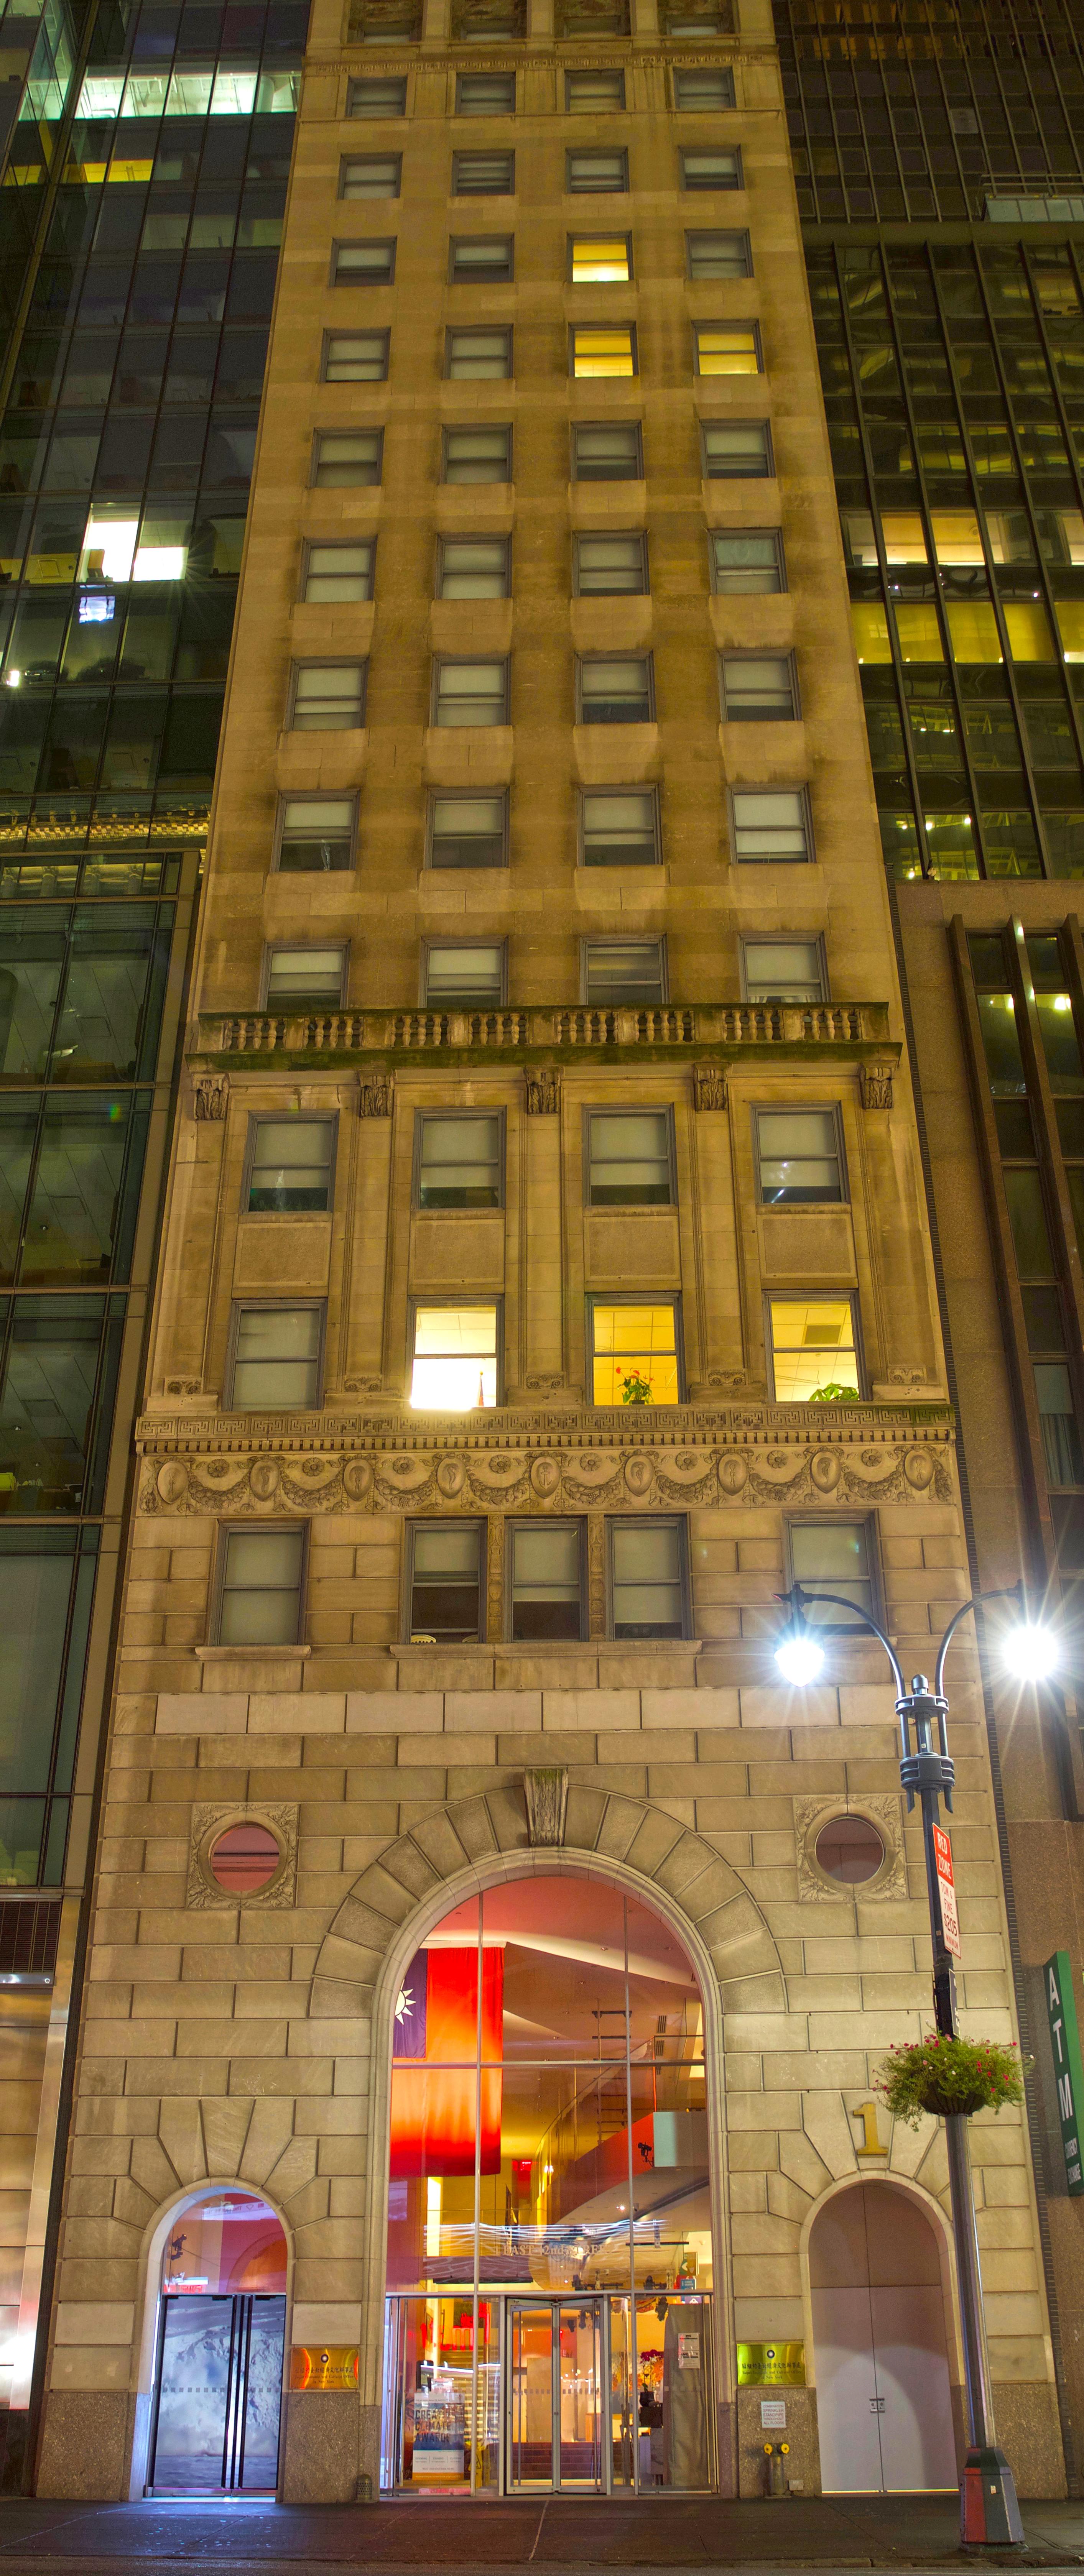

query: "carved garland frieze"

left=140, top=1436, right=952, bottom=1517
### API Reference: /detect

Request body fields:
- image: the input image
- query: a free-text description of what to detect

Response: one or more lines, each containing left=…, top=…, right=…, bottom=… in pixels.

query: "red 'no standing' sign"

left=933, top=1823, right=961, bottom=1957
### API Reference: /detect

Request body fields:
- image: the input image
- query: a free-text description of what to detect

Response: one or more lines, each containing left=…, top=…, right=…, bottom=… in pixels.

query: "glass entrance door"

left=507, top=2299, right=603, bottom=2492
left=148, top=2292, right=286, bottom=2493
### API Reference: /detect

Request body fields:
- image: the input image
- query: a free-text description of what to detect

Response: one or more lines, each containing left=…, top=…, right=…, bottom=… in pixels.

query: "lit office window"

left=571, top=325, right=636, bottom=378
left=410, top=1305, right=498, bottom=1408
left=592, top=1301, right=680, bottom=1403
left=768, top=1298, right=859, bottom=1402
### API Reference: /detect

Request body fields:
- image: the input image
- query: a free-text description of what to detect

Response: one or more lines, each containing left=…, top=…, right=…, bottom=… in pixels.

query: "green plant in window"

left=808, top=1381, right=859, bottom=1403
left=617, top=1366, right=653, bottom=1405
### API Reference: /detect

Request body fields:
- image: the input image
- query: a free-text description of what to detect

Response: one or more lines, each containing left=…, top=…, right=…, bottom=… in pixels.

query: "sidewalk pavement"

left=2, top=2494, right=1084, bottom=2573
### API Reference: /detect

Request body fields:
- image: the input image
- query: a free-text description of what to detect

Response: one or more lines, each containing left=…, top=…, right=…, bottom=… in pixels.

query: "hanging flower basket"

left=876, top=2032, right=1029, bottom=2129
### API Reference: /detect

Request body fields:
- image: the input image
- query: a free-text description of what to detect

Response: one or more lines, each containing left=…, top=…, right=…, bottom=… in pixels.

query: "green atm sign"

left=1045, top=1951, right=1084, bottom=2196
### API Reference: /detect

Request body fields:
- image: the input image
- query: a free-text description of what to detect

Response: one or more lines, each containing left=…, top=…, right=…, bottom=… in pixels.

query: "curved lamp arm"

left=776, top=1583, right=906, bottom=1697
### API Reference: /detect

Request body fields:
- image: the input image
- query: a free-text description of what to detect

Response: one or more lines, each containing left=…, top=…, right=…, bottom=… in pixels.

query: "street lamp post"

left=774, top=1581, right=1055, bottom=2551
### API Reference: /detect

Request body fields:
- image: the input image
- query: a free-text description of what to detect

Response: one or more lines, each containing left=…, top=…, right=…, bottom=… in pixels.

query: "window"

left=302, top=542, right=374, bottom=603
left=787, top=1519, right=875, bottom=1626
left=290, top=663, right=366, bottom=729
left=608, top=1518, right=687, bottom=1639
left=0, top=1097, right=146, bottom=1289
left=348, top=75, right=407, bottom=114
left=423, top=941, right=505, bottom=1006
left=443, top=424, right=512, bottom=482
left=567, top=149, right=628, bottom=192
left=246, top=1119, right=336, bottom=1214
left=408, top=1523, right=484, bottom=1643
left=456, top=72, right=515, bottom=112
left=591, top=1298, right=681, bottom=1403
left=311, top=430, right=382, bottom=489
left=741, top=937, right=825, bottom=1003
left=428, top=792, right=507, bottom=869
left=695, top=322, right=760, bottom=376
left=722, top=655, right=797, bottom=720
left=571, top=325, right=636, bottom=378
left=702, top=420, right=772, bottom=477
left=263, top=946, right=347, bottom=1010
left=454, top=150, right=515, bottom=193
left=450, top=234, right=514, bottom=282
left=437, top=538, right=510, bottom=599
left=681, top=148, right=742, bottom=190
left=340, top=154, right=401, bottom=196
left=574, top=533, right=646, bottom=595
left=673, top=66, right=735, bottom=108
left=686, top=228, right=751, bottom=278
left=410, top=1303, right=499, bottom=1408
left=0, top=1299, right=124, bottom=1517
left=755, top=1107, right=843, bottom=1206
left=322, top=330, right=388, bottom=382
left=332, top=239, right=396, bottom=283
left=416, top=1112, right=503, bottom=1208
left=583, top=938, right=665, bottom=1006
left=572, top=422, right=642, bottom=481
left=581, top=788, right=660, bottom=866
left=731, top=787, right=810, bottom=862
left=0, top=905, right=168, bottom=1088
left=508, top=1522, right=584, bottom=1641
left=228, top=1305, right=324, bottom=1409
left=276, top=797, right=355, bottom=874
left=579, top=656, right=653, bottom=723
left=711, top=530, right=784, bottom=594
left=445, top=327, right=512, bottom=380
left=570, top=235, right=631, bottom=282
left=433, top=659, right=508, bottom=726
left=215, top=1526, right=306, bottom=1648
left=587, top=1109, right=673, bottom=1205
left=566, top=69, right=625, bottom=110
left=768, top=1296, right=860, bottom=1402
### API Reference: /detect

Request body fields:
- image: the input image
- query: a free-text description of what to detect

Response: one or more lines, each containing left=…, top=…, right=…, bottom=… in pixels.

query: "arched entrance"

left=379, top=1870, right=717, bottom=2496
left=146, top=2188, right=288, bottom=2496
left=809, top=2182, right=958, bottom=2493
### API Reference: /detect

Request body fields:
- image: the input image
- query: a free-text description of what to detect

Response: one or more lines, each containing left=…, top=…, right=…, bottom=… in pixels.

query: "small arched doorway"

left=147, top=2189, right=288, bottom=2496
left=379, top=1870, right=717, bottom=2496
left=809, top=2182, right=958, bottom=2492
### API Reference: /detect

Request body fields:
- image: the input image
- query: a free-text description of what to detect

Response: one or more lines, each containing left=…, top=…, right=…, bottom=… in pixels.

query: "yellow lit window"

left=1056, top=602, right=1084, bottom=664
left=931, top=509, right=984, bottom=566
left=410, top=1304, right=498, bottom=1410
left=946, top=601, right=1002, bottom=664
left=592, top=1303, right=679, bottom=1406
left=695, top=324, right=760, bottom=375
left=769, top=1298, right=859, bottom=1403
left=880, top=512, right=927, bottom=564
left=571, top=236, right=630, bottom=282
left=1004, top=600, right=1056, bottom=662
left=571, top=325, right=635, bottom=378
left=894, top=604, right=944, bottom=662
left=851, top=603, right=892, bottom=664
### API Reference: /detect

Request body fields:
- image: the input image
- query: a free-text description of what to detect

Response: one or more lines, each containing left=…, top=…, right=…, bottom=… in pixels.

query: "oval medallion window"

left=208, top=1821, right=282, bottom=1894
left=814, top=1815, right=885, bottom=1885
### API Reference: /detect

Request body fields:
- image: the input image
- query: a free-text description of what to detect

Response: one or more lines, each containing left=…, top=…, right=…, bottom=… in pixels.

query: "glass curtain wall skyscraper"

left=0, top=0, right=305, bottom=2487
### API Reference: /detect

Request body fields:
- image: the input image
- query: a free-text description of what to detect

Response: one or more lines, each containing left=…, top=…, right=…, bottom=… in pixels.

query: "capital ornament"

left=525, top=1068, right=561, bottom=1114
left=192, top=1073, right=228, bottom=1122
left=859, top=1062, right=894, bottom=1111
left=359, top=1073, right=392, bottom=1118
left=692, top=1064, right=727, bottom=1112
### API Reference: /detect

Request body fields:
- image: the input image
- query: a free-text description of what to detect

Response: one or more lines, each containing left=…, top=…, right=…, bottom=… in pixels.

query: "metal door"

left=148, top=2292, right=286, bottom=2494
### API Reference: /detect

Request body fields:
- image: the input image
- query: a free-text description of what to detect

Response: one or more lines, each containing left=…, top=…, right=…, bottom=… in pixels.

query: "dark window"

left=276, top=797, right=355, bottom=874
left=686, top=228, right=751, bottom=278
left=741, top=937, right=824, bottom=1003
left=445, top=328, right=512, bottom=380
left=437, top=538, right=510, bottom=598
left=711, top=530, right=784, bottom=593
left=263, top=947, right=347, bottom=1010
left=566, top=69, right=625, bottom=110
left=215, top=1525, right=306, bottom=1646
left=246, top=1117, right=336, bottom=1214
left=722, top=654, right=797, bottom=720
left=228, top=1304, right=324, bottom=1408
left=348, top=76, right=408, bottom=114
left=587, top=1109, right=673, bottom=1205
left=673, top=66, right=735, bottom=108
left=312, top=430, right=382, bottom=487
left=443, top=424, right=512, bottom=481
left=732, top=789, right=810, bottom=863
left=423, top=941, right=505, bottom=1007
left=0, top=903, right=169, bottom=1084
left=581, top=789, right=660, bottom=866
left=0, top=1526, right=98, bottom=1881
left=450, top=234, right=514, bottom=281
left=681, top=147, right=742, bottom=189
left=340, top=154, right=401, bottom=197
left=583, top=938, right=665, bottom=1007
left=756, top=1106, right=843, bottom=1204
left=787, top=1518, right=875, bottom=1624
left=332, top=239, right=396, bottom=284
left=289, top=662, right=366, bottom=728
left=409, top=1521, right=484, bottom=1642
left=608, top=1517, right=688, bottom=1639
left=574, top=532, right=647, bottom=595
left=428, top=793, right=507, bottom=869
left=0, top=1092, right=148, bottom=1287
left=567, top=149, right=628, bottom=191
left=509, top=1521, right=584, bottom=1641
left=416, top=1112, right=503, bottom=1208
left=0, top=1295, right=123, bottom=1517
left=322, top=330, right=389, bottom=381
left=303, top=542, right=374, bottom=602
left=456, top=72, right=515, bottom=113
left=572, top=421, right=643, bottom=481
left=702, top=419, right=771, bottom=476
left=433, top=658, right=508, bottom=724
left=579, top=656, right=653, bottom=722
left=453, top=151, right=515, bottom=194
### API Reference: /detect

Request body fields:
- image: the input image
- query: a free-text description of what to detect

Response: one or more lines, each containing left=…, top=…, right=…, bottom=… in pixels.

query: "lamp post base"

left=961, top=2446, right=1024, bottom=2550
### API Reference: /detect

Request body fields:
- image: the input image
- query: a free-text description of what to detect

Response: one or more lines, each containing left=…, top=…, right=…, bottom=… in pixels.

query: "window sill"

left=195, top=1643, right=312, bottom=1661
left=387, top=1638, right=702, bottom=1659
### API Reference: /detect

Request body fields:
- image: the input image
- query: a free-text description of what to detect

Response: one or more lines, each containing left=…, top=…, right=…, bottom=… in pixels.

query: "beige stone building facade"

left=27, top=0, right=1071, bottom=2507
